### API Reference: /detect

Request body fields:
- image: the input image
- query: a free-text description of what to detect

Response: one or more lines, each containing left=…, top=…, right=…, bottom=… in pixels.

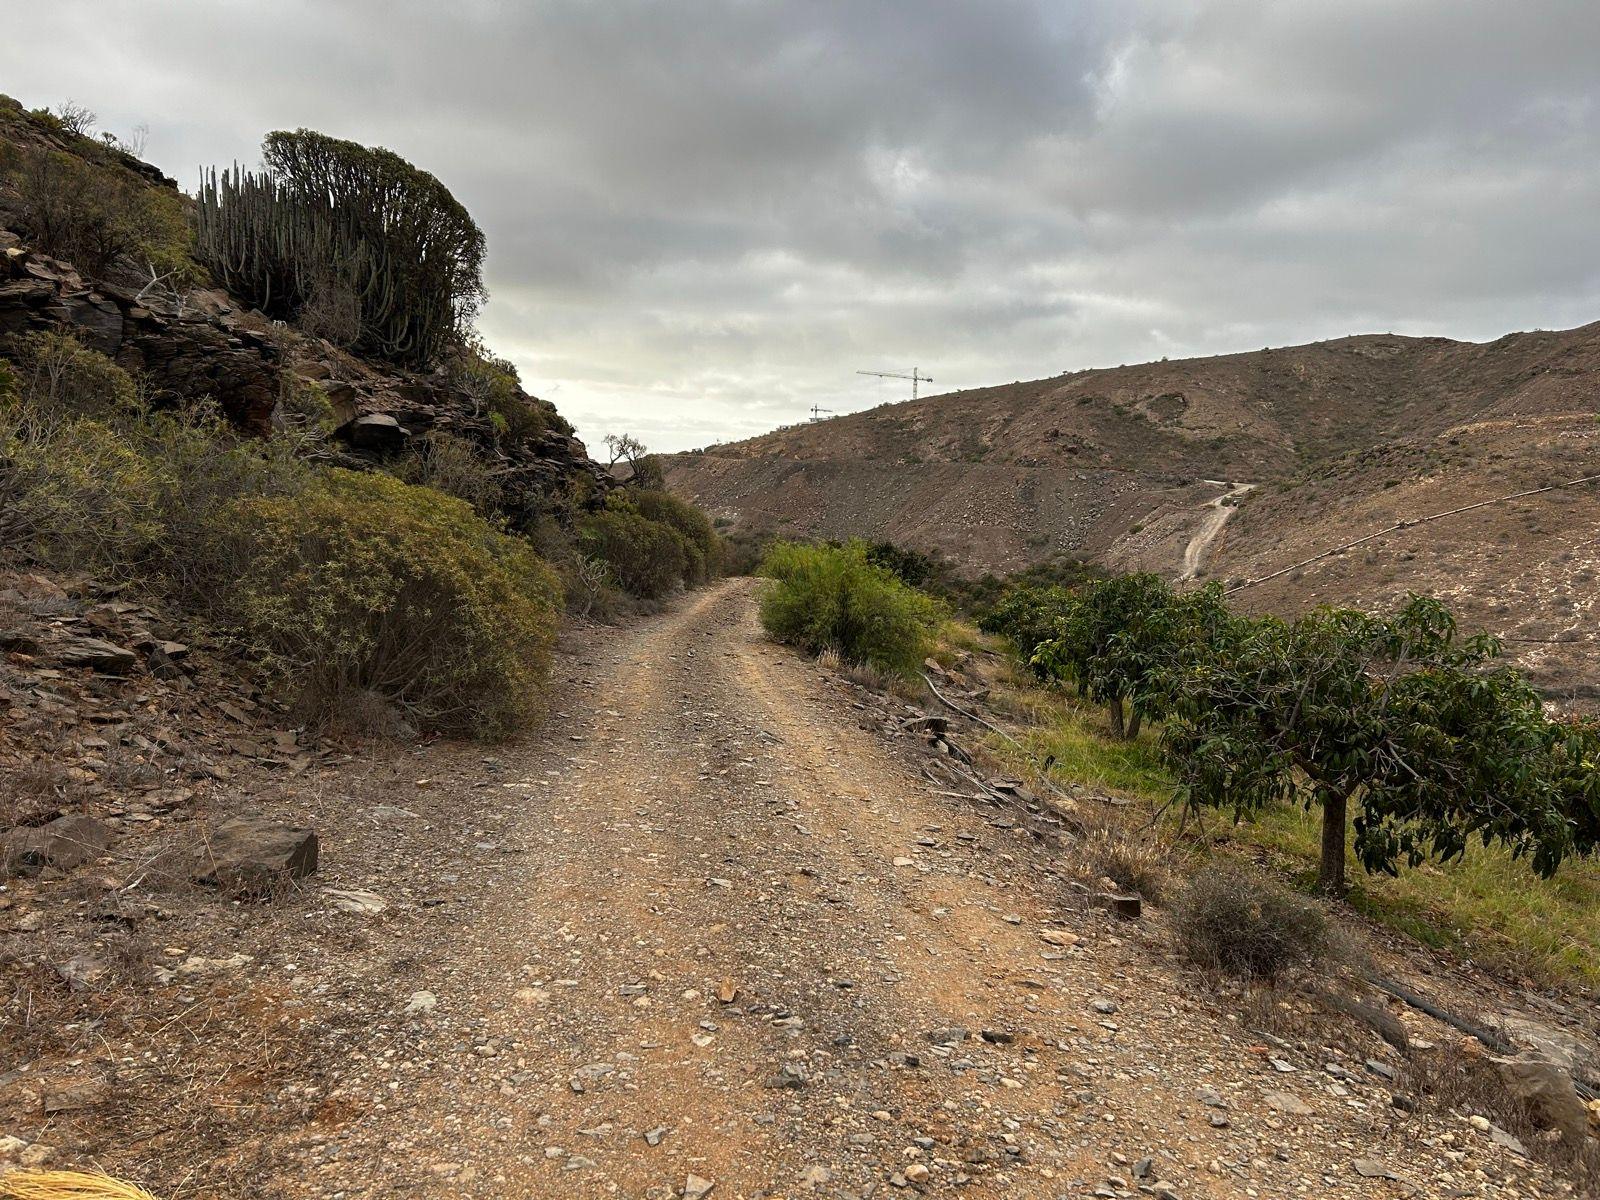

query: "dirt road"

left=230, top=578, right=1548, bottom=1199
left=1180, top=483, right=1255, bottom=581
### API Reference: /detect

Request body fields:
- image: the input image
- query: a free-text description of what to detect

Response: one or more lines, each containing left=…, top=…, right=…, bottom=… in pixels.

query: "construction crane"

left=809, top=404, right=834, bottom=422
left=857, top=367, right=933, bottom=401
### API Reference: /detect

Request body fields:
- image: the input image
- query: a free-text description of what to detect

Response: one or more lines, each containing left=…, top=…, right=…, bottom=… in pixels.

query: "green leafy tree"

left=1164, top=595, right=1600, bottom=894
left=1032, top=574, right=1229, bottom=739
left=977, top=584, right=1079, bottom=675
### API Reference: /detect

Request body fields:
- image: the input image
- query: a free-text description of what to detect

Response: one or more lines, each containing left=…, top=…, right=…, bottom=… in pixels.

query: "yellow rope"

left=0, top=1171, right=161, bottom=1200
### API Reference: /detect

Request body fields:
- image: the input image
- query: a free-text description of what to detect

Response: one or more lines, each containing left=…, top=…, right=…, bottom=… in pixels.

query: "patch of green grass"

left=990, top=689, right=1174, bottom=801
left=968, top=638, right=1600, bottom=993
left=1229, top=802, right=1600, bottom=988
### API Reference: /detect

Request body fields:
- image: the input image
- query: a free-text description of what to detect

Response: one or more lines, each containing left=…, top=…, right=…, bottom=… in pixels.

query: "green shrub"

left=443, top=347, right=548, bottom=443
left=632, top=488, right=721, bottom=582
left=579, top=506, right=687, bottom=599
left=0, top=144, right=194, bottom=278
left=0, top=390, right=310, bottom=595
left=3, top=331, right=139, bottom=422
left=1174, top=868, right=1329, bottom=980
left=758, top=540, right=943, bottom=675
left=227, top=469, right=560, bottom=737
left=1, top=416, right=161, bottom=564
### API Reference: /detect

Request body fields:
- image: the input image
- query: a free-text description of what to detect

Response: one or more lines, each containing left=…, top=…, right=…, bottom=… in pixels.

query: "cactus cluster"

left=196, top=131, right=486, bottom=368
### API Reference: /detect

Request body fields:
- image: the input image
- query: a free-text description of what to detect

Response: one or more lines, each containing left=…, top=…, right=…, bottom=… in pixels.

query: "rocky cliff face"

left=0, top=97, right=610, bottom=528
left=0, top=236, right=282, bottom=428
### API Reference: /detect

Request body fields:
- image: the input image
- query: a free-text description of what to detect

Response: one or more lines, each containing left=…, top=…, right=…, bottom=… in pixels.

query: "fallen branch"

left=920, top=672, right=1023, bottom=749
left=1363, top=970, right=1600, bottom=1100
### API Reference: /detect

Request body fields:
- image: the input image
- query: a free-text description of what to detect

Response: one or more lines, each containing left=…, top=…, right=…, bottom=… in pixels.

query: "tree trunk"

left=1108, top=697, right=1126, bottom=739
left=1319, top=792, right=1349, bottom=896
left=1125, top=709, right=1143, bottom=740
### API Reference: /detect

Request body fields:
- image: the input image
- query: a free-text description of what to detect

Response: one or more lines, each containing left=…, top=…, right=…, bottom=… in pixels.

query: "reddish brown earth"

left=3, top=580, right=1585, bottom=1197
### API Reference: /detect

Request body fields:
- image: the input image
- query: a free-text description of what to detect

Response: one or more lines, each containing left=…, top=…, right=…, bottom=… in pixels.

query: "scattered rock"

left=1351, top=1158, right=1398, bottom=1181
left=325, top=887, right=387, bottom=915
left=2, top=814, right=113, bottom=878
left=196, top=813, right=318, bottom=894
left=53, top=635, right=138, bottom=674
left=404, top=990, right=438, bottom=1015
left=54, top=953, right=107, bottom=992
left=683, top=1174, right=715, bottom=1199
left=1493, top=1052, right=1590, bottom=1144
left=346, top=412, right=410, bottom=450
left=41, top=1078, right=110, bottom=1114
left=1263, top=1090, right=1313, bottom=1116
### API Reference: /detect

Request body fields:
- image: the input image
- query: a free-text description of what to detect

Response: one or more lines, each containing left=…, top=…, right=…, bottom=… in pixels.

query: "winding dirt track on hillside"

left=1181, top=482, right=1255, bottom=581
left=276, top=580, right=1548, bottom=1199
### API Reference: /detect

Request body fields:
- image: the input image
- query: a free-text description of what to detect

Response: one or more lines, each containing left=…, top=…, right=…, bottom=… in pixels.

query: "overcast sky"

left=8, top=2, right=1600, bottom=452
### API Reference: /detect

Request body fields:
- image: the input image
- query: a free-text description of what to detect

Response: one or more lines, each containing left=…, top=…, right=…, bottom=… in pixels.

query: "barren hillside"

left=667, top=322, right=1600, bottom=690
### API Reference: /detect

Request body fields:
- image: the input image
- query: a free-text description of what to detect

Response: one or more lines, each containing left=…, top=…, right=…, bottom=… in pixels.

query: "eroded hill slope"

left=667, top=322, right=1600, bottom=690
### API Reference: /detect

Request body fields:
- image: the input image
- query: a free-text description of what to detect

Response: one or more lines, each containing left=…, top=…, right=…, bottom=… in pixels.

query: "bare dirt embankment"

left=6, top=580, right=1570, bottom=1198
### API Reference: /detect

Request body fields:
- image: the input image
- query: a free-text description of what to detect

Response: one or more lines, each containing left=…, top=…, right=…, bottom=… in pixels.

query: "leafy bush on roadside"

left=758, top=540, right=943, bottom=675
left=632, top=488, right=721, bottom=582
left=578, top=504, right=688, bottom=600
left=227, top=469, right=561, bottom=736
left=1174, top=868, right=1329, bottom=980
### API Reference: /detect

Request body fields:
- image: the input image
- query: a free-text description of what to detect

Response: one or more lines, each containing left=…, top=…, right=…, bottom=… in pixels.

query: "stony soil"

left=2, top=580, right=1578, bottom=1198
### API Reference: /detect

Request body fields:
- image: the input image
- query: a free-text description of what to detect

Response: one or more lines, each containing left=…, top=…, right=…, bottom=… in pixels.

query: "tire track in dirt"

left=289, top=578, right=1554, bottom=1200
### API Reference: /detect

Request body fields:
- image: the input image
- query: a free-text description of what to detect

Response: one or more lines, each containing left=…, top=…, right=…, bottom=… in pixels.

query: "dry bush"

left=1174, top=867, right=1329, bottom=981
left=1, top=759, right=78, bottom=824
left=1076, top=820, right=1173, bottom=904
left=393, top=430, right=503, bottom=516
left=560, top=552, right=618, bottom=620
left=325, top=687, right=419, bottom=742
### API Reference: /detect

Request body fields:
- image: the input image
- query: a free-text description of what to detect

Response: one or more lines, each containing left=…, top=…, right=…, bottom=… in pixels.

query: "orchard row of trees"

left=981, top=575, right=1600, bottom=895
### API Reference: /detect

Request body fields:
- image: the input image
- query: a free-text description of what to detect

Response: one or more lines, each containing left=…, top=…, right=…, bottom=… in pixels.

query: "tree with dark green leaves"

left=1163, top=595, right=1600, bottom=895
left=1031, top=573, right=1230, bottom=739
left=977, top=583, right=1079, bottom=676
left=196, top=130, right=485, bottom=366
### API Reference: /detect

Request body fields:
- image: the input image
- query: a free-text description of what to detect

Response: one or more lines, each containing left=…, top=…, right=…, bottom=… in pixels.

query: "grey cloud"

left=7, top=1, right=1599, bottom=450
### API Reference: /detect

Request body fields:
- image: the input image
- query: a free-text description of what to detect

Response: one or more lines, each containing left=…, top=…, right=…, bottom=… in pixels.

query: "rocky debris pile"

left=0, top=569, right=335, bottom=878
left=283, top=339, right=613, bottom=529
left=0, top=236, right=282, bottom=429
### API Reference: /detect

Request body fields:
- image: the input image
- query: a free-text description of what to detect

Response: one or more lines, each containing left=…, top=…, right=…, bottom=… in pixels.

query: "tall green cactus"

left=195, top=132, right=486, bottom=368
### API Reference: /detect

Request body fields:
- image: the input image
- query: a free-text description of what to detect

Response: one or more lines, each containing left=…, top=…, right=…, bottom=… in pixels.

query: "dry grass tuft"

left=1074, top=820, right=1173, bottom=904
left=0, top=1171, right=162, bottom=1200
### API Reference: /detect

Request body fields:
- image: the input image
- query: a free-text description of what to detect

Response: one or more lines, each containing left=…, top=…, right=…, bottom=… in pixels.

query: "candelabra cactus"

left=196, top=130, right=486, bottom=368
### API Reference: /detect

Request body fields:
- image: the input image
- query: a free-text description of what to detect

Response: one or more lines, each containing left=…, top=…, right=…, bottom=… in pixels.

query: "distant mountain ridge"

left=666, top=321, right=1600, bottom=696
